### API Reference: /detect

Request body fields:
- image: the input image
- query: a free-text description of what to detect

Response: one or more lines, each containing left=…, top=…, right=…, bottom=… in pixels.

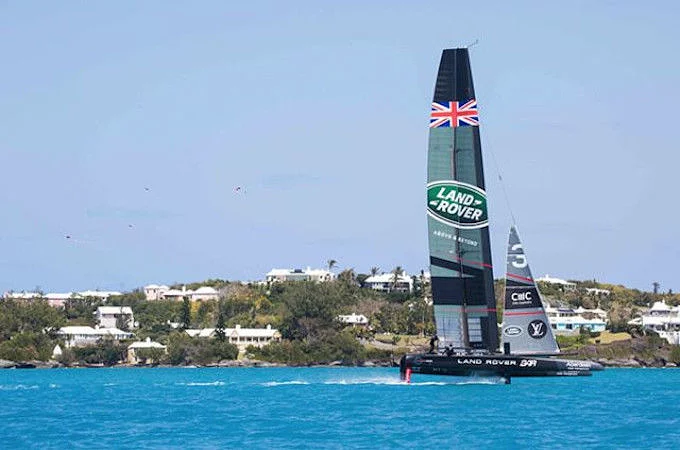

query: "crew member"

left=428, top=335, right=439, bottom=353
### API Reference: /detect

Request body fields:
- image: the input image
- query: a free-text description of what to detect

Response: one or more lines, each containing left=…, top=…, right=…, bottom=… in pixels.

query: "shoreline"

left=1, top=357, right=676, bottom=370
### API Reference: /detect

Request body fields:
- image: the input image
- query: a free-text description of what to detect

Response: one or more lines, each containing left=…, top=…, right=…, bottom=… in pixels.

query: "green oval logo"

left=427, top=180, right=488, bottom=229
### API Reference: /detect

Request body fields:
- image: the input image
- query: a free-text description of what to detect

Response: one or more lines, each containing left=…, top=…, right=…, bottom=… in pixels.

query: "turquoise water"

left=1, top=367, right=679, bottom=449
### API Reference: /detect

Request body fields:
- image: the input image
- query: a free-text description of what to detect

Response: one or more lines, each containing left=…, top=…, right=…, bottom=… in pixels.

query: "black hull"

left=400, top=353, right=603, bottom=379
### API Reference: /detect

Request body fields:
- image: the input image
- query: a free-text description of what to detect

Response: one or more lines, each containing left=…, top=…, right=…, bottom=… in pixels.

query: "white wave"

left=0, top=384, right=39, bottom=390
left=453, top=376, right=509, bottom=385
left=180, top=381, right=226, bottom=386
left=323, top=377, right=405, bottom=385
left=323, top=376, right=508, bottom=386
left=103, top=383, right=117, bottom=386
left=262, top=381, right=310, bottom=387
left=49, top=384, right=59, bottom=389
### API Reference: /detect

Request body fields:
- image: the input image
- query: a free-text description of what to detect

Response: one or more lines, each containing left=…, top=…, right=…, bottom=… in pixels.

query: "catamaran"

left=399, top=48, right=602, bottom=382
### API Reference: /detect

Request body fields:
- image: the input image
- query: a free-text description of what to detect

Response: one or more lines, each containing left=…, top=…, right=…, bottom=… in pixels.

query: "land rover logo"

left=503, top=326, right=523, bottom=337
left=528, top=320, right=548, bottom=339
left=427, top=180, right=488, bottom=229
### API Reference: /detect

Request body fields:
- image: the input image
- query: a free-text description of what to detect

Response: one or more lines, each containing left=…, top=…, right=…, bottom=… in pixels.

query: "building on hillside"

left=3, top=290, right=121, bottom=306
left=57, top=326, right=133, bottom=348
left=585, top=287, right=611, bottom=296
left=95, top=306, right=135, bottom=329
left=363, top=271, right=413, bottom=293
left=127, top=338, right=167, bottom=364
left=628, top=301, right=680, bottom=345
left=544, top=304, right=607, bottom=334
left=185, top=324, right=281, bottom=351
left=338, top=313, right=369, bottom=328
left=266, top=267, right=336, bottom=283
left=78, top=290, right=122, bottom=300
left=160, top=287, right=191, bottom=301
left=573, top=306, right=608, bottom=321
left=191, top=286, right=219, bottom=301
left=2, top=291, right=75, bottom=307
left=45, top=293, right=75, bottom=308
left=3, top=291, right=42, bottom=300
left=536, top=275, right=577, bottom=290
left=144, top=284, right=170, bottom=301
left=144, top=284, right=220, bottom=302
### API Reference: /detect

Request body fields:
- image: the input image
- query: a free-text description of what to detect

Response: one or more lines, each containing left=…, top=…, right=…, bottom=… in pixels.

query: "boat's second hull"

left=400, top=353, right=602, bottom=379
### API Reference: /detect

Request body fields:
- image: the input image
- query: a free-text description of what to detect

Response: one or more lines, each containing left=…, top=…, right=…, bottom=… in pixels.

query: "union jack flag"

left=429, top=99, right=479, bottom=128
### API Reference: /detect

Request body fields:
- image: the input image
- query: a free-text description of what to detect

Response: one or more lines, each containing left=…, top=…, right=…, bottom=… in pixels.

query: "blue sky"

left=1, top=1, right=679, bottom=293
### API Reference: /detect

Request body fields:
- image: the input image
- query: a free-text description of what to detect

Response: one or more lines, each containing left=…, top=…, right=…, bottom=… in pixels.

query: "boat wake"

left=262, top=381, right=310, bottom=387
left=0, top=384, right=39, bottom=390
left=178, top=381, right=226, bottom=387
left=259, top=376, right=509, bottom=387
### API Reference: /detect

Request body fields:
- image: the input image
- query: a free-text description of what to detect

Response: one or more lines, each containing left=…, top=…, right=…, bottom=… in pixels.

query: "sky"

left=1, top=1, right=679, bottom=293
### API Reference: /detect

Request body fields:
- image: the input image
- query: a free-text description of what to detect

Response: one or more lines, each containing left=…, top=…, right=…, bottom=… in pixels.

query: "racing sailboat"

left=399, top=48, right=602, bottom=381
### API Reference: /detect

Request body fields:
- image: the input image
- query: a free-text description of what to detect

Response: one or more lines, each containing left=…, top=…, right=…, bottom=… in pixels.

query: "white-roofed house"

left=363, top=271, right=413, bottom=293
left=544, top=304, right=607, bottom=334
left=266, top=267, right=336, bottom=283
left=127, top=337, right=167, bottom=364
left=57, top=326, right=133, bottom=348
left=161, top=286, right=193, bottom=301
left=185, top=324, right=281, bottom=351
left=629, top=301, right=680, bottom=345
left=45, top=293, right=77, bottom=308
left=338, top=313, right=369, bottom=328
left=144, top=284, right=170, bottom=301
left=78, top=290, right=122, bottom=301
left=536, top=275, right=576, bottom=290
left=191, top=286, right=219, bottom=301
left=95, top=306, right=135, bottom=329
left=2, top=291, right=42, bottom=300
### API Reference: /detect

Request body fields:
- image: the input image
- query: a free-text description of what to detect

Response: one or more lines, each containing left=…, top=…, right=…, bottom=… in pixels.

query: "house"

left=185, top=324, right=281, bottom=351
left=338, top=313, right=369, bottom=328
left=545, top=304, right=607, bottom=334
left=536, top=275, right=576, bottom=290
left=144, top=284, right=170, bottom=301
left=3, top=291, right=42, bottom=300
left=628, top=301, right=680, bottom=345
left=266, top=267, right=336, bottom=283
left=127, top=338, right=167, bottom=364
left=191, top=286, right=219, bottom=301
left=56, top=326, right=133, bottom=348
left=3, top=290, right=122, bottom=306
left=363, top=271, right=413, bottom=293
left=78, top=290, right=122, bottom=301
left=161, top=287, right=191, bottom=301
left=95, top=306, right=135, bottom=329
left=45, top=293, right=75, bottom=308
left=585, top=288, right=611, bottom=296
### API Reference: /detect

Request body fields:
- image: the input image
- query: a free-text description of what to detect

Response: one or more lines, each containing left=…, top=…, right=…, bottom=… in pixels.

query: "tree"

left=327, top=259, right=337, bottom=272
left=215, top=310, right=226, bottom=342
left=338, top=268, right=356, bottom=285
left=370, top=267, right=380, bottom=276
left=116, top=314, right=131, bottom=332
left=180, top=296, right=191, bottom=329
left=274, top=281, right=357, bottom=340
left=391, top=266, right=404, bottom=292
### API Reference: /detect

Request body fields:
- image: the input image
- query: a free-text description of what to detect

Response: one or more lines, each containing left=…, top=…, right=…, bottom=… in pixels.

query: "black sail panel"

left=427, top=48, right=498, bottom=351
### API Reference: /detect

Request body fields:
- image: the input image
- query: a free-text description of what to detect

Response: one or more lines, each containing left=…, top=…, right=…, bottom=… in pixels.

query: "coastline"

left=1, top=356, right=676, bottom=370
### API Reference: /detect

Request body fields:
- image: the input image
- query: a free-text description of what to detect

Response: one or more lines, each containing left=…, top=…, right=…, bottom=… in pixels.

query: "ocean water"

left=0, top=367, right=678, bottom=449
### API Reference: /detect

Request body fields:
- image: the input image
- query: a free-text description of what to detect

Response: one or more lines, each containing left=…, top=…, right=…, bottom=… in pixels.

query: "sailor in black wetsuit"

left=428, top=335, right=439, bottom=353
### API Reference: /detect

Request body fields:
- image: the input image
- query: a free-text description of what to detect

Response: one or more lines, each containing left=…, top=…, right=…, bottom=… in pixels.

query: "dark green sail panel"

left=427, top=48, right=498, bottom=351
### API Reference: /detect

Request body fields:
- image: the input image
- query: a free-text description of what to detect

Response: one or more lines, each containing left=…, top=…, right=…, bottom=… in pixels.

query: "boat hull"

left=400, top=353, right=603, bottom=379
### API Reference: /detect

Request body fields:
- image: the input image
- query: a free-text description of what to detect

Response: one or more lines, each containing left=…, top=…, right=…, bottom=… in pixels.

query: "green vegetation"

left=1, top=274, right=678, bottom=368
